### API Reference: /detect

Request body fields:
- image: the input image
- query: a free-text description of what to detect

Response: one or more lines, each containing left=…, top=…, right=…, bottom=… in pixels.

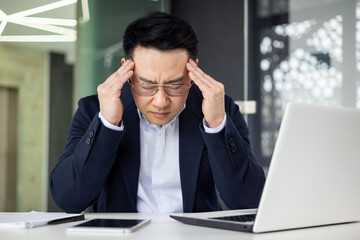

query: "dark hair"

left=123, top=12, right=198, bottom=60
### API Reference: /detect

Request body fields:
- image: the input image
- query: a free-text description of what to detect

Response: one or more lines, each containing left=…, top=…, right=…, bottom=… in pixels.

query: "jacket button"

left=86, top=138, right=91, bottom=145
left=229, top=137, right=237, bottom=152
left=231, top=145, right=237, bottom=153
left=89, top=131, right=94, bottom=138
left=229, top=137, right=235, bottom=146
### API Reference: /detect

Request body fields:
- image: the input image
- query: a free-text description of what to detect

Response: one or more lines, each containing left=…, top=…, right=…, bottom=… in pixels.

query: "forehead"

left=132, top=46, right=189, bottom=81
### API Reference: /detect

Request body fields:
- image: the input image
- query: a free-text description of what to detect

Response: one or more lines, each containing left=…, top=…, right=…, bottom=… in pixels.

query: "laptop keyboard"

left=210, top=214, right=256, bottom=222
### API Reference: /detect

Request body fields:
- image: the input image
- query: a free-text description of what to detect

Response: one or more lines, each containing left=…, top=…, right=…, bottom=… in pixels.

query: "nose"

left=152, top=88, right=170, bottom=108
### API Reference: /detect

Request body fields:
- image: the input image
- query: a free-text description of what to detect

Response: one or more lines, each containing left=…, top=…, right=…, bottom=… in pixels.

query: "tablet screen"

left=67, top=218, right=150, bottom=233
left=79, top=219, right=144, bottom=227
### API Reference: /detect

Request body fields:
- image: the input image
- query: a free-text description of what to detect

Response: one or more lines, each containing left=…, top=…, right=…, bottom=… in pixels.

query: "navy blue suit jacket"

left=50, top=83, right=265, bottom=213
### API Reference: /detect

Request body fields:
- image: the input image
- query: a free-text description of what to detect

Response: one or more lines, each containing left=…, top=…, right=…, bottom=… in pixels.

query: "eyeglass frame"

left=128, top=79, right=193, bottom=97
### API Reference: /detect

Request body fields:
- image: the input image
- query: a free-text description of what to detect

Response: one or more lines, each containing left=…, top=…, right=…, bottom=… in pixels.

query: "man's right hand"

left=97, top=59, right=135, bottom=126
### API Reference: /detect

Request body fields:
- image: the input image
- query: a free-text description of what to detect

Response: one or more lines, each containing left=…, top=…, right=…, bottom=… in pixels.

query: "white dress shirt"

left=136, top=109, right=183, bottom=213
left=98, top=108, right=226, bottom=213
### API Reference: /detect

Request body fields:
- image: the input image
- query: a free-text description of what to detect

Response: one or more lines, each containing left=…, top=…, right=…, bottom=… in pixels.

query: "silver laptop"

left=170, top=102, right=360, bottom=233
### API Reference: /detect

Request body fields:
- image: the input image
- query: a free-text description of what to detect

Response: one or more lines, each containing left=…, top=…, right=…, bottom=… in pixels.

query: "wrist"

left=100, top=112, right=121, bottom=126
left=203, top=114, right=227, bottom=134
left=98, top=112, right=124, bottom=131
left=205, top=115, right=225, bottom=128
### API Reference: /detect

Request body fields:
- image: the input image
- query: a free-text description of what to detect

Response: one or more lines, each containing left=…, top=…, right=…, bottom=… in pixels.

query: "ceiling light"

left=0, top=20, right=7, bottom=35
left=81, top=0, right=90, bottom=22
left=11, top=20, right=76, bottom=35
left=7, top=0, right=77, bottom=19
left=0, top=35, right=76, bottom=42
left=0, top=0, right=85, bottom=42
left=15, top=17, right=77, bottom=27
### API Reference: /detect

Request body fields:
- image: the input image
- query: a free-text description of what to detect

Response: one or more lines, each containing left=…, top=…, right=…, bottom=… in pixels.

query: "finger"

left=187, top=60, right=207, bottom=81
left=188, top=60, right=225, bottom=92
left=98, top=69, right=133, bottom=97
left=98, top=61, right=134, bottom=96
left=187, top=66, right=210, bottom=90
left=112, top=69, right=134, bottom=93
left=186, top=61, right=217, bottom=89
left=117, top=59, right=135, bottom=75
left=187, top=62, right=225, bottom=98
left=112, top=60, right=134, bottom=84
left=188, top=59, right=211, bottom=81
left=186, top=63, right=214, bottom=90
left=105, top=60, right=134, bottom=88
left=188, top=70, right=212, bottom=93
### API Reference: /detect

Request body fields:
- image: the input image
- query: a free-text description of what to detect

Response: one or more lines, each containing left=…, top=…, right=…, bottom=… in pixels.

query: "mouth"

left=151, top=112, right=170, bottom=119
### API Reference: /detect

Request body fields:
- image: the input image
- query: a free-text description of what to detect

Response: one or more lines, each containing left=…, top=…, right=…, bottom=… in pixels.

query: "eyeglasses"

left=129, top=79, right=192, bottom=97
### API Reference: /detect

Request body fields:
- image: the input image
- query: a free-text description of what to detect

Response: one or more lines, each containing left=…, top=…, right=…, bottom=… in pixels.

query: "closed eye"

left=165, top=85, right=183, bottom=90
left=139, top=84, right=157, bottom=90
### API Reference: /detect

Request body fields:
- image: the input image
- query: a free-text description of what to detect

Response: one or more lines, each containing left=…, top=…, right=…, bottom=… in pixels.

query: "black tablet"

left=67, top=218, right=150, bottom=233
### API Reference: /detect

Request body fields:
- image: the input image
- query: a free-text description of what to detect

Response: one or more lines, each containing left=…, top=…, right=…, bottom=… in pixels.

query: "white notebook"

left=0, top=211, right=84, bottom=228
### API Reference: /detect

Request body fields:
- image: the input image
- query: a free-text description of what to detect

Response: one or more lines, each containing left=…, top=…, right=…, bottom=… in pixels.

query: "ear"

left=121, top=58, right=126, bottom=64
left=196, top=58, right=199, bottom=65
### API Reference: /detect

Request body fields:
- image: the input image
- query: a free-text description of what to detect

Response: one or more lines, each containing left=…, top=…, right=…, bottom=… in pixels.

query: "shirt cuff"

left=203, top=114, right=227, bottom=134
left=98, top=112, right=124, bottom=131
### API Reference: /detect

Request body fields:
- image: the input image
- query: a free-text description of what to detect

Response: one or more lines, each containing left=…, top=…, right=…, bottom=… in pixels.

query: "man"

left=50, top=12, right=265, bottom=213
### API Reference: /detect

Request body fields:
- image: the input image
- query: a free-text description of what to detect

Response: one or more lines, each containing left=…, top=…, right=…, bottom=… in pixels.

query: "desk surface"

left=1, top=212, right=359, bottom=240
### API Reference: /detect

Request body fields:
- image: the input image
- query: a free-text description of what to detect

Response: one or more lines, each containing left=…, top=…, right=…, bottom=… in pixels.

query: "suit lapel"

left=118, top=83, right=140, bottom=211
left=179, top=87, right=205, bottom=212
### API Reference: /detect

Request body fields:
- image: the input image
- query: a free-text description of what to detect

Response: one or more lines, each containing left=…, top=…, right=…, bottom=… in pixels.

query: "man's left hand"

left=186, top=59, right=226, bottom=128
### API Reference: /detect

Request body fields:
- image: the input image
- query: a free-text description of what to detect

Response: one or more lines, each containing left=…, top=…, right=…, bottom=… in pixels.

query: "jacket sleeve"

left=200, top=96, right=265, bottom=209
left=49, top=97, right=125, bottom=213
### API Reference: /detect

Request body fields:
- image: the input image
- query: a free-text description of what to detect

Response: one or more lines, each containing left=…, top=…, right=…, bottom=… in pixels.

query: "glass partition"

left=75, top=0, right=170, bottom=101
left=250, top=0, right=360, bottom=166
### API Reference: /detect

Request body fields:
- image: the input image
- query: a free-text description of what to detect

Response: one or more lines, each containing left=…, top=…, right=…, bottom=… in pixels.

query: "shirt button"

left=157, top=192, right=161, bottom=197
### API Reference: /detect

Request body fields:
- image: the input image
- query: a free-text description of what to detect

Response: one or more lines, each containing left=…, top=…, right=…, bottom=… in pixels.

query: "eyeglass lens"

left=133, top=83, right=190, bottom=96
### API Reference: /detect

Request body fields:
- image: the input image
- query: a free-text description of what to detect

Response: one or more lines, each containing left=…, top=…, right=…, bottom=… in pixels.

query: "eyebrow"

left=138, top=76, right=184, bottom=84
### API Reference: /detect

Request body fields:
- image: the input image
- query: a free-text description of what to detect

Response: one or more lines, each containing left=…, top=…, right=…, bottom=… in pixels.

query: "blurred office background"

left=0, top=0, right=359, bottom=212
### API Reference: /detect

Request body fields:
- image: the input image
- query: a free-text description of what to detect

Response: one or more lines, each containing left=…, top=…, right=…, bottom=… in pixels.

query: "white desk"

left=1, top=212, right=359, bottom=240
